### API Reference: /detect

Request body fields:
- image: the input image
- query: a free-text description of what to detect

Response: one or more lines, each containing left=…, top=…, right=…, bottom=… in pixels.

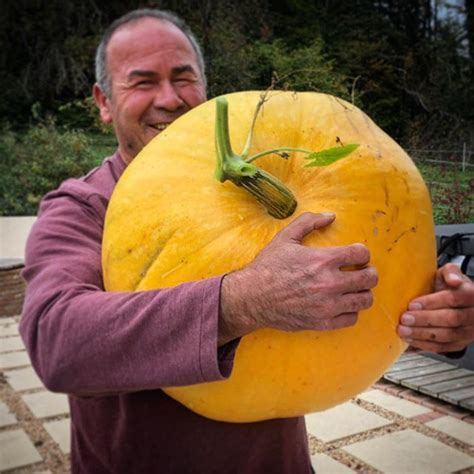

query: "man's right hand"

left=218, top=212, right=378, bottom=346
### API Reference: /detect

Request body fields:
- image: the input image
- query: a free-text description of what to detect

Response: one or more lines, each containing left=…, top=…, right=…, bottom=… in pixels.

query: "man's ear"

left=93, top=83, right=113, bottom=124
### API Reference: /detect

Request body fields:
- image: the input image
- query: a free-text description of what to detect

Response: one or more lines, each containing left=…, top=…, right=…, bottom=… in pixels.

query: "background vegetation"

left=1, top=0, right=473, bottom=221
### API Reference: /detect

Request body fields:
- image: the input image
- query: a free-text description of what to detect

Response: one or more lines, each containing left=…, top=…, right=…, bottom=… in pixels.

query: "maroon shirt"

left=20, top=152, right=312, bottom=473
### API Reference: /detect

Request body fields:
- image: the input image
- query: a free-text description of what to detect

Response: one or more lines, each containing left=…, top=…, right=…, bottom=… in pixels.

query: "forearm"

left=218, top=270, right=259, bottom=346
left=20, top=274, right=230, bottom=396
left=20, top=187, right=235, bottom=396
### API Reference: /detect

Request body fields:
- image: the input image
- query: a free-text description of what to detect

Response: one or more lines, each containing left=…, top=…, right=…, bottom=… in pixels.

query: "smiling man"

left=93, top=16, right=207, bottom=164
left=19, top=7, right=474, bottom=474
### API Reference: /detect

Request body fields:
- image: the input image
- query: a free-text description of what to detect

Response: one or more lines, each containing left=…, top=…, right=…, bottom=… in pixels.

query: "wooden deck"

left=384, top=353, right=474, bottom=412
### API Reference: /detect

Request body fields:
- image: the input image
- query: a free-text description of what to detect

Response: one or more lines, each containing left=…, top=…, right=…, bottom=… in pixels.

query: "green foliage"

left=1, top=0, right=473, bottom=222
left=0, top=120, right=104, bottom=216
left=417, top=162, right=474, bottom=224
left=2, top=0, right=472, bottom=149
left=56, top=96, right=114, bottom=135
left=248, top=39, right=349, bottom=98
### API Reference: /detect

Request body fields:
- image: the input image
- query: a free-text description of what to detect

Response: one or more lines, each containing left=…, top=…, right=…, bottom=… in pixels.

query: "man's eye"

left=174, top=76, right=195, bottom=85
left=136, top=80, right=153, bottom=88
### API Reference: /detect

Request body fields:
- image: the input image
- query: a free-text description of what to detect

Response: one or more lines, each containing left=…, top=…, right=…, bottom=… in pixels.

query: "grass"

left=88, top=133, right=117, bottom=163
left=416, top=161, right=474, bottom=225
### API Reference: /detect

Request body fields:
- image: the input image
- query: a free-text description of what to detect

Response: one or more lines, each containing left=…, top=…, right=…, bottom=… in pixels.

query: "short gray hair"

left=95, top=8, right=206, bottom=97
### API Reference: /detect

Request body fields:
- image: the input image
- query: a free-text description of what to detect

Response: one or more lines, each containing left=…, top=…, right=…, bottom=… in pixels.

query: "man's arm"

left=398, top=263, right=474, bottom=353
left=21, top=189, right=377, bottom=395
left=20, top=189, right=232, bottom=396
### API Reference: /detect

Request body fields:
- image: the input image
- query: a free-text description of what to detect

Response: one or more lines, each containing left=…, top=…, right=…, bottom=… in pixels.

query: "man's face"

left=94, top=18, right=207, bottom=164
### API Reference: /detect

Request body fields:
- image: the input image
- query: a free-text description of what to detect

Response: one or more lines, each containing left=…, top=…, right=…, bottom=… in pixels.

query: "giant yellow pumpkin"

left=102, top=91, right=436, bottom=422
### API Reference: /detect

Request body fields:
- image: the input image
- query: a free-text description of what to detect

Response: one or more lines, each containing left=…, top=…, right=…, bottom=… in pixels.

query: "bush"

left=56, top=96, right=115, bottom=135
left=249, top=39, right=349, bottom=99
left=0, top=120, right=104, bottom=216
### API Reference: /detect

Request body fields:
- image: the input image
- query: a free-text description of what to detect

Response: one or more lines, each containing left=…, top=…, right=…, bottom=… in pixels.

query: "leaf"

left=304, top=144, right=360, bottom=167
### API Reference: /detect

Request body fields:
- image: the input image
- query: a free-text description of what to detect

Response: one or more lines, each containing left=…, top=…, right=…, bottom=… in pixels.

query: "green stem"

left=240, top=96, right=265, bottom=159
left=247, top=147, right=313, bottom=163
left=214, top=97, right=297, bottom=219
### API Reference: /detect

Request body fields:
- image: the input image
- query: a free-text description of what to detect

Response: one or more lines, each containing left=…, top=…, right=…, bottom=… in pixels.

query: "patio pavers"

left=0, top=429, right=42, bottom=471
left=5, top=367, right=43, bottom=391
left=0, top=401, right=17, bottom=428
left=358, top=389, right=432, bottom=417
left=311, top=453, right=354, bottom=473
left=0, top=350, right=30, bottom=369
left=343, top=429, right=474, bottom=473
left=0, top=336, right=24, bottom=352
left=44, top=419, right=71, bottom=454
left=22, top=391, right=69, bottom=419
left=1, top=314, right=473, bottom=473
left=426, top=416, right=474, bottom=445
left=305, top=402, right=392, bottom=442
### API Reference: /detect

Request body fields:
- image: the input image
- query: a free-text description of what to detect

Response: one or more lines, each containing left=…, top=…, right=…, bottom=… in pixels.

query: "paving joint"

left=354, top=398, right=474, bottom=456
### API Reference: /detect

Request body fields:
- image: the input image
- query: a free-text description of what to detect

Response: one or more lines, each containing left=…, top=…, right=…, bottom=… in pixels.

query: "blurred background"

left=0, top=0, right=473, bottom=222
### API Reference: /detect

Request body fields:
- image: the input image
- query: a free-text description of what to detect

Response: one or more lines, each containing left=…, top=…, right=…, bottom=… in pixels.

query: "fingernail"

left=449, top=273, right=462, bottom=281
left=408, top=302, right=423, bottom=311
left=401, top=313, right=415, bottom=325
left=321, top=212, right=335, bottom=218
left=398, top=325, right=413, bottom=337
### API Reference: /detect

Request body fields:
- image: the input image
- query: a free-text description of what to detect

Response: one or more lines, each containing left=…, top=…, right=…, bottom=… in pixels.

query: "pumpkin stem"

left=214, top=97, right=297, bottom=219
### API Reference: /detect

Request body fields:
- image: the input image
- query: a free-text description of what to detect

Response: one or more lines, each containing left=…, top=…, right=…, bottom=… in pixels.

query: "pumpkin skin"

left=102, top=91, right=436, bottom=423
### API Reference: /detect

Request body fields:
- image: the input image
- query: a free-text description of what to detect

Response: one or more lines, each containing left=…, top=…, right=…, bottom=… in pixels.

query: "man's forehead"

left=107, top=17, right=192, bottom=58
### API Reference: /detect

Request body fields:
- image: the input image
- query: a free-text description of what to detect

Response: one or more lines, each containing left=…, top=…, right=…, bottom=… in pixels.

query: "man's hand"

left=219, top=212, right=378, bottom=346
left=398, top=263, right=474, bottom=353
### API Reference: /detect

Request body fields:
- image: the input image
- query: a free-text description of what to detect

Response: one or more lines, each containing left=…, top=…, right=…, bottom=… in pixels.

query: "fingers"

left=398, top=324, right=474, bottom=344
left=314, top=313, right=358, bottom=331
left=273, top=212, right=371, bottom=269
left=434, top=263, right=469, bottom=292
left=250, top=211, right=377, bottom=334
left=400, top=308, right=473, bottom=328
left=337, top=290, right=374, bottom=314
left=398, top=306, right=474, bottom=353
left=274, top=212, right=335, bottom=244
left=338, top=266, right=378, bottom=293
left=408, top=282, right=474, bottom=311
left=329, top=243, right=371, bottom=268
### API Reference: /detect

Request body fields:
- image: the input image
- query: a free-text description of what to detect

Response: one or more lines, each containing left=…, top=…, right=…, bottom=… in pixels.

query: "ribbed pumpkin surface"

left=102, top=91, right=436, bottom=422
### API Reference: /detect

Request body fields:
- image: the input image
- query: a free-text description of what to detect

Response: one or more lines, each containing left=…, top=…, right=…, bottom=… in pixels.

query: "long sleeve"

left=19, top=175, right=236, bottom=396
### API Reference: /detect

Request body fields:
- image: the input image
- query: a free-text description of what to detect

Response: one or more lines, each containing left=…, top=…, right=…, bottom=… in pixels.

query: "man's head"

left=93, top=9, right=207, bottom=164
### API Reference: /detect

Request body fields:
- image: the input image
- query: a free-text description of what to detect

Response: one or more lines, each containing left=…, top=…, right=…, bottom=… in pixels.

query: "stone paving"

left=1, top=315, right=473, bottom=473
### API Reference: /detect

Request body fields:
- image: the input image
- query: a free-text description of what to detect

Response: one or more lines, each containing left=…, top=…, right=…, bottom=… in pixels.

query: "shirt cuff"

left=198, top=275, right=240, bottom=381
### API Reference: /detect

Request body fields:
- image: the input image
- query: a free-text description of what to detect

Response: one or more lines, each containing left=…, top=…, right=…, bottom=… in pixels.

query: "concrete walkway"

left=1, top=314, right=473, bottom=473
left=0, top=218, right=36, bottom=259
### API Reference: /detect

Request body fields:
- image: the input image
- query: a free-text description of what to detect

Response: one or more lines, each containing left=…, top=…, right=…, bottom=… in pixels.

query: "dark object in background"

left=436, top=224, right=474, bottom=280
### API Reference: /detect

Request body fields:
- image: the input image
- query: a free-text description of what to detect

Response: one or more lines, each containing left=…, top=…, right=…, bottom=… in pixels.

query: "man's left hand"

left=397, top=263, right=474, bottom=353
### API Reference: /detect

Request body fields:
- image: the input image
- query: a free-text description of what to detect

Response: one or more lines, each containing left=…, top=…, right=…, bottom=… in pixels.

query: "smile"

left=150, top=123, right=169, bottom=131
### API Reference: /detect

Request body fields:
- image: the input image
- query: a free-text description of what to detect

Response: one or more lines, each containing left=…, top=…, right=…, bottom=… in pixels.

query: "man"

left=20, top=8, right=474, bottom=474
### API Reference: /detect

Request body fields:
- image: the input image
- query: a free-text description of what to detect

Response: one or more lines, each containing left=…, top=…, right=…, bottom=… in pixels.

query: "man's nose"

left=153, top=81, right=185, bottom=111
